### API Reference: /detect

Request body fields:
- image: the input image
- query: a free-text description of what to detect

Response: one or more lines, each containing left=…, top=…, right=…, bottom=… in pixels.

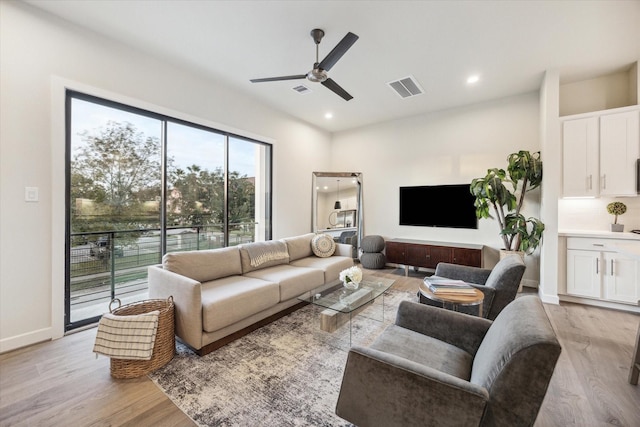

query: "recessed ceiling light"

left=325, top=112, right=333, bottom=119
left=467, top=75, right=480, bottom=85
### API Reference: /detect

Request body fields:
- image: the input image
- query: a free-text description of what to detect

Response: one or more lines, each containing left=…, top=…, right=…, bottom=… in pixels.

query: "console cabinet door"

left=566, top=249, right=602, bottom=298
left=385, top=241, right=406, bottom=264
left=452, top=248, right=482, bottom=267
left=426, top=246, right=452, bottom=269
left=603, top=252, right=640, bottom=304
left=406, top=244, right=428, bottom=268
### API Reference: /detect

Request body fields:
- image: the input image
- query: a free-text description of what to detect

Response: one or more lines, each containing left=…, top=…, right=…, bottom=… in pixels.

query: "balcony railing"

left=69, top=224, right=256, bottom=323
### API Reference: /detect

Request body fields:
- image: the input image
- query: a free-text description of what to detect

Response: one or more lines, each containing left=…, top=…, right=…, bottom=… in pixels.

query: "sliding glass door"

left=66, top=91, right=272, bottom=330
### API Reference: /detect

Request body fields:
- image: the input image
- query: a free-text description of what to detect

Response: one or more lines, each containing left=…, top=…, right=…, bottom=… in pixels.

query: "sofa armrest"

left=434, top=263, right=492, bottom=285
left=336, top=346, right=488, bottom=427
left=148, top=265, right=203, bottom=350
left=396, top=300, right=492, bottom=355
left=334, top=242, right=353, bottom=257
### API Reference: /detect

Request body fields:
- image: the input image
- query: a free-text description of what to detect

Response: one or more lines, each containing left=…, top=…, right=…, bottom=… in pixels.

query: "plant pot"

left=610, top=223, right=624, bottom=232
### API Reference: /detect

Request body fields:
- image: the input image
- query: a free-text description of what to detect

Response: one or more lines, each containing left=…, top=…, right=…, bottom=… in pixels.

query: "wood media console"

left=385, top=238, right=484, bottom=275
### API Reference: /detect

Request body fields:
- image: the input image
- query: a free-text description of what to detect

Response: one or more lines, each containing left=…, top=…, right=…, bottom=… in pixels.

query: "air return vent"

left=387, top=75, right=424, bottom=98
left=292, top=84, right=312, bottom=95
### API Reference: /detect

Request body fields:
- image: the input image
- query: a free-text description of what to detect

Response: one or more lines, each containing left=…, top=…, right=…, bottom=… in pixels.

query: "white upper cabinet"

left=562, top=108, right=639, bottom=198
left=599, top=111, right=640, bottom=196
left=562, top=117, right=599, bottom=197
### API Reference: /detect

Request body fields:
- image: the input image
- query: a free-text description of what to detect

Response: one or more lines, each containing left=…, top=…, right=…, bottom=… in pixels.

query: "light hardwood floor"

left=1, top=268, right=638, bottom=426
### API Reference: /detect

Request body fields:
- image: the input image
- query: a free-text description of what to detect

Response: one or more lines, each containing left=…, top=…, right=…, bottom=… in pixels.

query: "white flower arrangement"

left=339, top=266, right=363, bottom=285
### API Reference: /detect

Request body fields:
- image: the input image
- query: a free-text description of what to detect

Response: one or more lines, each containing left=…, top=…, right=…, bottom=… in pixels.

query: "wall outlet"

left=25, top=187, right=39, bottom=202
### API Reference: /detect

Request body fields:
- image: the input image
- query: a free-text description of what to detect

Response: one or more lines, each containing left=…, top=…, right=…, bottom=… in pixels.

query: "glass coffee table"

left=298, top=276, right=396, bottom=346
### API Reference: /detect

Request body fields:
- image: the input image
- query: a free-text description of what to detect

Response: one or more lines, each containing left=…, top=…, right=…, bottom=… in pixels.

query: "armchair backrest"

left=471, top=296, right=561, bottom=426
left=483, top=254, right=526, bottom=320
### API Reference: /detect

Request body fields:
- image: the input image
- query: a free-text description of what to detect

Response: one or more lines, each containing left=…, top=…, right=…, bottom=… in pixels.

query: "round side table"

left=418, top=281, right=484, bottom=317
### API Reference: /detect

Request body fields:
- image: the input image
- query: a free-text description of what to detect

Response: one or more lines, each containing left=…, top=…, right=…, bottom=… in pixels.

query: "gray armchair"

left=421, top=254, right=526, bottom=320
left=335, top=231, right=357, bottom=258
left=335, top=296, right=561, bottom=427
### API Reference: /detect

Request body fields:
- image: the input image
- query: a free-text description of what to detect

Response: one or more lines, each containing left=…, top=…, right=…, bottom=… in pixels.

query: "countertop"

left=558, top=230, right=640, bottom=241
left=559, top=229, right=640, bottom=259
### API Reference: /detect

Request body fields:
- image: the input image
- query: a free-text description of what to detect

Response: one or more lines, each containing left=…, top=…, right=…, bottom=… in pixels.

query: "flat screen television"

left=399, top=184, right=477, bottom=229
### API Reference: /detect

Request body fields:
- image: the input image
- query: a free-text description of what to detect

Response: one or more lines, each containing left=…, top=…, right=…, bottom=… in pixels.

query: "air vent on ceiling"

left=386, top=75, right=424, bottom=99
left=292, top=84, right=312, bottom=95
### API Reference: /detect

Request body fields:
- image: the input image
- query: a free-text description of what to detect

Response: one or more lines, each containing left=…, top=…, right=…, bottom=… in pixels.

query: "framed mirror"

left=312, top=172, right=363, bottom=257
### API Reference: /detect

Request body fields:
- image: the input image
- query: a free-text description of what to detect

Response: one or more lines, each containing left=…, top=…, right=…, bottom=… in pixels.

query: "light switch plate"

left=25, top=187, right=39, bottom=202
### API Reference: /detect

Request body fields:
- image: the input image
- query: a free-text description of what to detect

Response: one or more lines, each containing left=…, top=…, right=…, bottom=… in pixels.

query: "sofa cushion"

left=239, top=240, right=290, bottom=273
left=371, top=324, right=474, bottom=380
left=244, top=264, right=325, bottom=301
left=311, top=233, right=336, bottom=257
left=201, top=275, right=280, bottom=333
left=162, top=246, right=242, bottom=283
left=289, top=255, right=354, bottom=283
left=281, top=233, right=315, bottom=261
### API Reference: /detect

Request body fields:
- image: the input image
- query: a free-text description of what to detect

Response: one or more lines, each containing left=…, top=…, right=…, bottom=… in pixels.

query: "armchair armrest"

left=148, top=265, right=203, bottom=350
left=396, top=301, right=492, bottom=355
left=468, top=284, right=496, bottom=318
left=336, top=346, right=488, bottom=427
left=434, top=263, right=492, bottom=285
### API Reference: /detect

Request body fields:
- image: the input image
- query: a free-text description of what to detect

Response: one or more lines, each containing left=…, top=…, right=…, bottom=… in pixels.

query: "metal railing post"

left=110, top=231, right=116, bottom=299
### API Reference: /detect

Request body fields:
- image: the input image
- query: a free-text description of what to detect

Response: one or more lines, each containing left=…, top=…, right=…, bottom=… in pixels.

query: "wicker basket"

left=109, top=296, right=175, bottom=379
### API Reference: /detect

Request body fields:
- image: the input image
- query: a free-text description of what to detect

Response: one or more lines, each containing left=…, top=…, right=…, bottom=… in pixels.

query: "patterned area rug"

left=149, top=288, right=416, bottom=426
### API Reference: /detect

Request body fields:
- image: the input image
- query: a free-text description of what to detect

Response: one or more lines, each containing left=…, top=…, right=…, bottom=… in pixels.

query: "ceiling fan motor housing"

left=307, top=67, right=328, bottom=82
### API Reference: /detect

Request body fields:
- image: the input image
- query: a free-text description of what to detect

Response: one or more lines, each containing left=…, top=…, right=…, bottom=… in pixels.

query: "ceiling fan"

left=250, top=29, right=359, bottom=101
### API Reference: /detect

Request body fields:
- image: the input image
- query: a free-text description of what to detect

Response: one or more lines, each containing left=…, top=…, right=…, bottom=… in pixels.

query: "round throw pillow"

left=361, top=235, right=385, bottom=253
left=311, top=233, right=336, bottom=258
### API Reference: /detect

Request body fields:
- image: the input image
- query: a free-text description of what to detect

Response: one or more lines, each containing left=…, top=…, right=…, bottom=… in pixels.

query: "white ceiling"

left=24, top=0, right=640, bottom=133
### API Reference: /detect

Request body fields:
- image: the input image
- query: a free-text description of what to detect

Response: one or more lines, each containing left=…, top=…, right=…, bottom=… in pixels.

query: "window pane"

left=69, top=97, right=162, bottom=324
left=166, top=122, right=225, bottom=252
left=229, top=137, right=269, bottom=244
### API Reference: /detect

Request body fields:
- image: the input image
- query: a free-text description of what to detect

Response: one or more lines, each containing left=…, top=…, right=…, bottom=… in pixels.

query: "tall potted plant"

left=470, top=150, right=545, bottom=255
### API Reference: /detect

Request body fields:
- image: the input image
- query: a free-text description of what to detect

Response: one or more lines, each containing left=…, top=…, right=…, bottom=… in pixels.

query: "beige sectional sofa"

left=148, top=233, right=354, bottom=355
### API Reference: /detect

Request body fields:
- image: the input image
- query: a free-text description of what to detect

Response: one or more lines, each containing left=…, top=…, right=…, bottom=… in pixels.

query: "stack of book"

left=423, top=277, right=477, bottom=295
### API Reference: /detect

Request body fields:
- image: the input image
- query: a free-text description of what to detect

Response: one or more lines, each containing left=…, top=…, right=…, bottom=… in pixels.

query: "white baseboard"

left=0, top=327, right=52, bottom=354
left=538, top=290, right=560, bottom=305
left=559, top=294, right=640, bottom=314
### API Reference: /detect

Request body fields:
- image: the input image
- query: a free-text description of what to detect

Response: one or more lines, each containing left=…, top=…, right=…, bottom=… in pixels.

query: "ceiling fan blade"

left=318, top=32, right=358, bottom=72
left=321, top=78, right=353, bottom=101
left=250, top=74, right=307, bottom=83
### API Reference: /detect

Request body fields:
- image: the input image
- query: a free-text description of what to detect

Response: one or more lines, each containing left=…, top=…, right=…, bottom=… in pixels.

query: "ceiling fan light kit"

left=250, top=28, right=359, bottom=101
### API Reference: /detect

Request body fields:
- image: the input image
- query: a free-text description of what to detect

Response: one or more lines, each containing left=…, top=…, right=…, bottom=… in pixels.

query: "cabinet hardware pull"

left=602, top=174, right=606, bottom=189
left=592, top=244, right=604, bottom=247
left=596, top=258, right=599, bottom=274
left=588, top=174, right=592, bottom=190
left=610, top=259, right=614, bottom=276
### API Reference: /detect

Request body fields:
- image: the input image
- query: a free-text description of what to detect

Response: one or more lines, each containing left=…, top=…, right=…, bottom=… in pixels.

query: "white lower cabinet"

left=566, top=238, right=640, bottom=304
left=566, top=249, right=602, bottom=298
left=603, top=252, right=640, bottom=304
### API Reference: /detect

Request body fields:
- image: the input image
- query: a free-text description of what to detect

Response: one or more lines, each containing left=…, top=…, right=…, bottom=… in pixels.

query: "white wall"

left=0, top=2, right=331, bottom=352
left=539, top=69, right=561, bottom=305
left=560, top=68, right=636, bottom=116
left=331, top=92, right=542, bottom=283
